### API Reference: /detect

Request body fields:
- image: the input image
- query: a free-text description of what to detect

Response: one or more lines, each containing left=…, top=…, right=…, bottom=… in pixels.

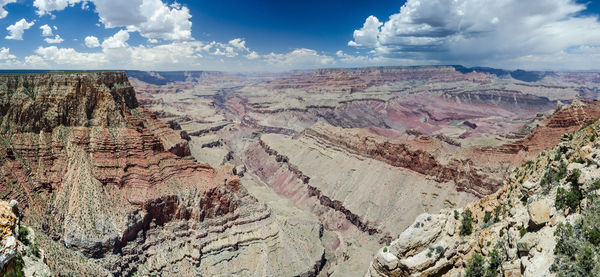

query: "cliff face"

left=0, top=72, right=324, bottom=276
left=0, top=72, right=137, bottom=133
left=366, top=104, right=600, bottom=277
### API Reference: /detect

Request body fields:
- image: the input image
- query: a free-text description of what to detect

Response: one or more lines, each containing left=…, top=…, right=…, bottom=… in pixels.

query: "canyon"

left=0, top=66, right=599, bottom=276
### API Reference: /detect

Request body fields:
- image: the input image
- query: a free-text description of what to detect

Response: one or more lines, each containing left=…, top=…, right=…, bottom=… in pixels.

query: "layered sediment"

left=0, top=72, right=325, bottom=276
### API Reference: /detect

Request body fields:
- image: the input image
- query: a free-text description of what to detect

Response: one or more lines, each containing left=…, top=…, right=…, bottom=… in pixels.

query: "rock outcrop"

left=128, top=67, right=600, bottom=276
left=367, top=116, right=600, bottom=277
left=0, top=72, right=325, bottom=276
left=0, top=200, right=17, bottom=272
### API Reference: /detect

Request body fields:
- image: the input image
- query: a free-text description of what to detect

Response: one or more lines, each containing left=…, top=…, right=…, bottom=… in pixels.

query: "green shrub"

left=493, top=205, right=502, bottom=222
left=465, top=253, right=485, bottom=277
left=28, top=242, right=40, bottom=258
left=15, top=253, right=25, bottom=277
left=484, top=211, right=492, bottom=224
left=18, top=227, right=29, bottom=246
left=541, top=161, right=568, bottom=191
left=383, top=247, right=387, bottom=253
left=554, top=222, right=576, bottom=257
left=556, top=169, right=583, bottom=212
left=552, top=196, right=600, bottom=275
left=567, top=168, right=581, bottom=185
left=577, top=246, right=596, bottom=274
left=460, top=210, right=473, bottom=236
left=556, top=186, right=582, bottom=212
left=554, top=152, right=562, bottom=161
left=486, top=247, right=503, bottom=277
left=592, top=180, right=600, bottom=191
left=520, top=227, right=527, bottom=238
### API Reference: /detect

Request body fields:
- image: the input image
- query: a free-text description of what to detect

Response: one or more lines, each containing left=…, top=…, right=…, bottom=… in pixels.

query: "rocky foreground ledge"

left=367, top=102, right=600, bottom=276
left=0, top=72, right=324, bottom=276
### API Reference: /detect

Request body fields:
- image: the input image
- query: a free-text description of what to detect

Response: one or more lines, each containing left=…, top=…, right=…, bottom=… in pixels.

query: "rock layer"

left=366, top=110, right=600, bottom=277
left=0, top=72, right=325, bottom=276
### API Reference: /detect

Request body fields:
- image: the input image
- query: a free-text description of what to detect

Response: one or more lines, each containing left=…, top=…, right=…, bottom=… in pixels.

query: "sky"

left=0, top=0, right=599, bottom=72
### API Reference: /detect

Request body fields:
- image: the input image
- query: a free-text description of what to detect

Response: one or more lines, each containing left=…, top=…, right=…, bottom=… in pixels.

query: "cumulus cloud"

left=6, top=18, right=35, bottom=40
left=229, top=38, right=248, bottom=51
left=40, top=24, right=53, bottom=36
left=208, top=38, right=253, bottom=58
left=349, top=0, right=600, bottom=69
left=0, top=47, right=16, bottom=60
left=101, top=29, right=129, bottom=49
left=0, top=0, right=16, bottom=19
left=348, top=15, right=381, bottom=48
left=246, top=51, right=259, bottom=60
left=84, top=35, right=100, bottom=48
left=44, top=34, right=64, bottom=43
left=33, top=0, right=82, bottom=15
left=34, top=45, right=106, bottom=66
left=17, top=36, right=336, bottom=71
left=264, top=48, right=334, bottom=69
left=34, top=0, right=192, bottom=41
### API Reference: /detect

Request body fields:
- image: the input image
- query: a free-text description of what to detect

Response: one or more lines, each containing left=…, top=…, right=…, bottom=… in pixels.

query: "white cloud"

left=6, top=18, right=35, bottom=40
left=0, top=47, right=16, bottom=60
left=33, top=0, right=83, bottom=15
left=246, top=51, right=259, bottom=60
left=24, top=55, right=48, bottom=67
left=229, top=38, right=248, bottom=51
left=40, top=24, right=53, bottom=36
left=34, top=0, right=193, bottom=41
left=16, top=37, right=337, bottom=71
left=0, top=0, right=16, bottom=19
left=84, top=35, right=100, bottom=48
left=208, top=39, right=253, bottom=58
left=348, top=15, right=381, bottom=48
left=44, top=34, right=64, bottom=43
left=264, top=48, right=334, bottom=69
left=101, top=29, right=129, bottom=49
left=35, top=46, right=106, bottom=66
left=349, top=0, right=600, bottom=69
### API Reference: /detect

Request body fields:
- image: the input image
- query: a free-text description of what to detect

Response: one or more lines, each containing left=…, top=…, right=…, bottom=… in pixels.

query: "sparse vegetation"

left=519, top=227, right=527, bottom=238
left=15, top=253, right=25, bottom=277
left=465, top=253, right=485, bottom=277
left=460, top=210, right=473, bottom=236
left=541, top=160, right=567, bottom=191
left=464, top=243, right=506, bottom=277
left=18, top=227, right=30, bottom=245
left=555, top=168, right=583, bottom=212
left=484, top=211, right=492, bottom=224
left=552, top=196, right=600, bottom=275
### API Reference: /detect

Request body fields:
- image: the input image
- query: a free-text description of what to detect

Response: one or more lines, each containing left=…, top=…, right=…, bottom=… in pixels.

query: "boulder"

left=527, top=199, right=551, bottom=226
left=503, top=260, right=522, bottom=277
left=233, top=165, right=246, bottom=177
left=0, top=201, right=18, bottom=270
left=517, top=233, right=538, bottom=255
left=522, top=180, right=540, bottom=196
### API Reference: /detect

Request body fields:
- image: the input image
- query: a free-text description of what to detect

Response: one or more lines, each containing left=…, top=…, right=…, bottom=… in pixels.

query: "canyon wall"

left=0, top=72, right=325, bottom=276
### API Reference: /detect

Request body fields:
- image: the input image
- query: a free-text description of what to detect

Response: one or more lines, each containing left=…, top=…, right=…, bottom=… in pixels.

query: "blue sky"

left=0, top=0, right=599, bottom=71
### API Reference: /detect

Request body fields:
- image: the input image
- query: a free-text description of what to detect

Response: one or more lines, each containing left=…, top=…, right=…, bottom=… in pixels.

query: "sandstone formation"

left=366, top=113, right=600, bottom=277
left=0, top=72, right=324, bottom=276
left=0, top=66, right=598, bottom=276
left=127, top=67, right=600, bottom=276
left=0, top=200, right=17, bottom=271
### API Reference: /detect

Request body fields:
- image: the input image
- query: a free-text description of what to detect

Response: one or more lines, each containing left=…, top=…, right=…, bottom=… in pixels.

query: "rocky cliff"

left=366, top=102, right=600, bottom=276
left=0, top=72, right=325, bottom=276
